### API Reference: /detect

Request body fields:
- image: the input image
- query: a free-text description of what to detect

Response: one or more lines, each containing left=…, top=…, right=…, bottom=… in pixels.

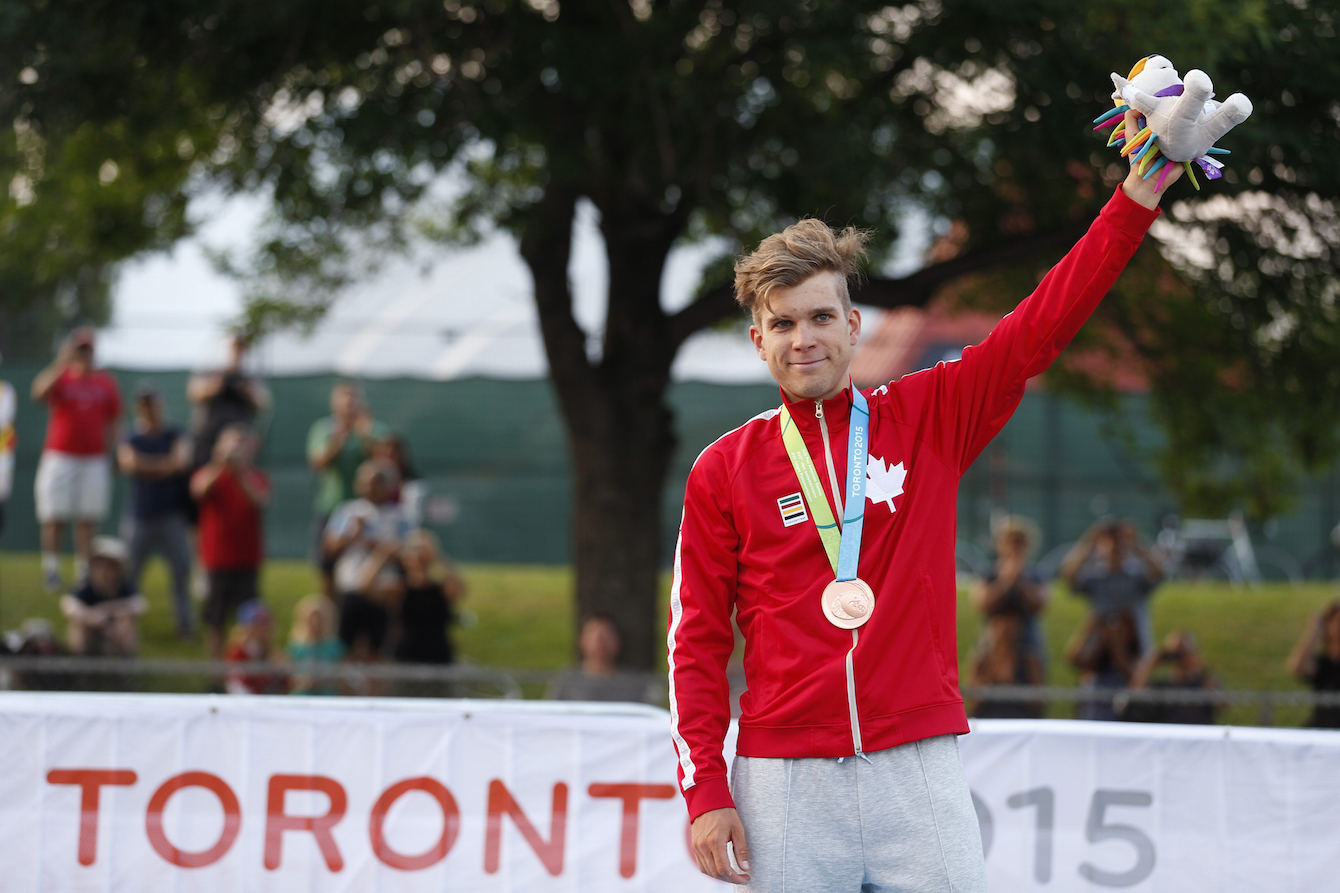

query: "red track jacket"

left=668, top=186, right=1160, bottom=821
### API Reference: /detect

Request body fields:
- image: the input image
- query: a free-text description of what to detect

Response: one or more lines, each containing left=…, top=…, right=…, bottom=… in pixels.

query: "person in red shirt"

left=191, top=422, right=269, bottom=659
left=30, top=327, right=122, bottom=591
left=671, top=162, right=1182, bottom=890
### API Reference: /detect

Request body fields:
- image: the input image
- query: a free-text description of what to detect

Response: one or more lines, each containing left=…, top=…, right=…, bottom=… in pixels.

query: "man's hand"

left=1120, top=109, right=1182, bottom=209
left=690, top=807, right=751, bottom=884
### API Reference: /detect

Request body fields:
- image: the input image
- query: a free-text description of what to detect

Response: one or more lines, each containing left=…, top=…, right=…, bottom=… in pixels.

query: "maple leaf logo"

left=866, top=455, right=907, bottom=513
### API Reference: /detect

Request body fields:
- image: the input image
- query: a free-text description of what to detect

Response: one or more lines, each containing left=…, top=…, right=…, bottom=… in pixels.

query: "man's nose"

left=790, top=321, right=817, bottom=348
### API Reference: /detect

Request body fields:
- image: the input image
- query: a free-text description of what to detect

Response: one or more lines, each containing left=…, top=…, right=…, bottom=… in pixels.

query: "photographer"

left=191, top=423, right=270, bottom=660
left=1126, top=630, right=1219, bottom=724
left=1061, top=519, right=1164, bottom=656
left=323, top=459, right=410, bottom=662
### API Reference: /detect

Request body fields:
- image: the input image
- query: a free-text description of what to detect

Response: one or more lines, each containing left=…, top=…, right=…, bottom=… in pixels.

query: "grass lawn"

left=2, top=552, right=1334, bottom=725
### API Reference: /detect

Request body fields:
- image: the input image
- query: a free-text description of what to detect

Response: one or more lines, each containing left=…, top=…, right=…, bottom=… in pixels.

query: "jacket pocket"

left=919, top=573, right=949, bottom=679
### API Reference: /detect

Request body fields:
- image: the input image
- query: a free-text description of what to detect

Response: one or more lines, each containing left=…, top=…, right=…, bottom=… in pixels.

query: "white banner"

left=961, top=718, right=1340, bottom=892
left=2, top=694, right=1339, bottom=891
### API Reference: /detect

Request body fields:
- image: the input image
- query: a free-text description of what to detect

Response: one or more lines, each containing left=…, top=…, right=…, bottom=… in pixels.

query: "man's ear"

left=848, top=307, right=862, bottom=346
left=749, top=323, right=766, bottom=359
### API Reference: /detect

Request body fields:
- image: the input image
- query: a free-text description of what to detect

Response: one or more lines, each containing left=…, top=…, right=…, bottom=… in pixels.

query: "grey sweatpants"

left=732, top=734, right=987, bottom=893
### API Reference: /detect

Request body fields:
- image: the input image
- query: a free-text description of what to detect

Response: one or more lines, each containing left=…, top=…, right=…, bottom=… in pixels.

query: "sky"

left=97, top=186, right=931, bottom=382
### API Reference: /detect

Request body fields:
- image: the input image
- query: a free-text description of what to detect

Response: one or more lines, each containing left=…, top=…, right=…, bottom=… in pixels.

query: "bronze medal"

left=821, top=578, right=875, bottom=629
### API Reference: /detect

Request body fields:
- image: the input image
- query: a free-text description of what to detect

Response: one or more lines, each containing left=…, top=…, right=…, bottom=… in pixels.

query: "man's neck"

left=581, top=658, right=617, bottom=676
left=781, top=380, right=850, bottom=405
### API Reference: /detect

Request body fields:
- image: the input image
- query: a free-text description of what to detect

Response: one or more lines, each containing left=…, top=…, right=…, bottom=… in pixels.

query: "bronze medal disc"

left=821, top=578, right=876, bottom=629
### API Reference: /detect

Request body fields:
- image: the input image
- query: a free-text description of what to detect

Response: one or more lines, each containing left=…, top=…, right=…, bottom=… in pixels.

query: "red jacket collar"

left=779, top=381, right=854, bottom=431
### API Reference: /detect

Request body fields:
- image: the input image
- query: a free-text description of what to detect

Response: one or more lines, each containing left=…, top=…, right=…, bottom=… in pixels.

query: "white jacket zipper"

left=816, top=397, right=863, bottom=755
left=815, top=400, right=844, bottom=521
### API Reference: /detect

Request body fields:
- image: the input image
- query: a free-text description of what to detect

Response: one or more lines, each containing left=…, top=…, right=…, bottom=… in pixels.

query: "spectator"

left=224, top=599, right=287, bottom=695
left=117, top=384, right=194, bottom=639
left=191, top=423, right=270, bottom=660
left=308, top=382, right=389, bottom=596
left=1287, top=600, right=1340, bottom=729
left=5, top=619, right=72, bottom=691
left=287, top=594, right=345, bottom=696
left=970, top=613, right=1045, bottom=719
left=1066, top=609, right=1142, bottom=722
left=1125, top=630, right=1219, bottom=724
left=30, top=327, right=122, bottom=591
left=186, top=332, right=270, bottom=471
left=324, top=459, right=410, bottom=661
left=1060, top=519, right=1164, bottom=656
left=546, top=615, right=663, bottom=704
left=373, top=434, right=427, bottom=528
left=0, top=355, right=14, bottom=536
left=395, top=529, right=465, bottom=666
left=973, top=515, right=1048, bottom=672
left=58, top=537, right=148, bottom=656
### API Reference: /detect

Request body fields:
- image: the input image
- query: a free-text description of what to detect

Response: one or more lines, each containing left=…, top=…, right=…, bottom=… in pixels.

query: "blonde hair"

left=734, top=219, right=869, bottom=319
left=993, top=514, right=1040, bottom=555
left=289, top=594, right=338, bottom=646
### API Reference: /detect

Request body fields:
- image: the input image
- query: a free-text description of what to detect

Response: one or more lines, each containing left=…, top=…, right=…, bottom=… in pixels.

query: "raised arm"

left=1059, top=527, right=1101, bottom=588
left=1287, top=613, right=1324, bottom=681
left=888, top=166, right=1172, bottom=475
left=31, top=343, right=73, bottom=402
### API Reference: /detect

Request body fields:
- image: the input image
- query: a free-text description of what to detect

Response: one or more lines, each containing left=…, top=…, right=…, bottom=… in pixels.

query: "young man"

left=192, top=423, right=269, bottom=659
left=31, top=327, right=122, bottom=590
left=669, top=160, right=1180, bottom=891
left=118, top=385, right=194, bottom=638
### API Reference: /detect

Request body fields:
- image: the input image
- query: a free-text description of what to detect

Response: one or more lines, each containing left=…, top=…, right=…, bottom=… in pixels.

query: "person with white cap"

left=59, top=536, right=148, bottom=657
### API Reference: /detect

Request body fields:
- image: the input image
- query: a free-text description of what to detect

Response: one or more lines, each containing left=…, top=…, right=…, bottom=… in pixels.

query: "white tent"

left=101, top=196, right=875, bottom=383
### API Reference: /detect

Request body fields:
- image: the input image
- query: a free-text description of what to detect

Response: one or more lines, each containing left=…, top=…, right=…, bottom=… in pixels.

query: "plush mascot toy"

left=1093, top=56, right=1253, bottom=191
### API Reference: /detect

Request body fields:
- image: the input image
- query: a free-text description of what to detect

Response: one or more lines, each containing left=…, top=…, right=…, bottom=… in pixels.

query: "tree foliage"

left=3, top=0, right=1339, bottom=658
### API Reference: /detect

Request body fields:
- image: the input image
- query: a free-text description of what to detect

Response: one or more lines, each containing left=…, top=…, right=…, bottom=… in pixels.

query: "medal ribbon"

left=777, top=383, right=870, bottom=580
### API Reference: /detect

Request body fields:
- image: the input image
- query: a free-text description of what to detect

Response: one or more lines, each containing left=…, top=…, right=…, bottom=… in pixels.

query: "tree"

left=3, top=0, right=1338, bottom=666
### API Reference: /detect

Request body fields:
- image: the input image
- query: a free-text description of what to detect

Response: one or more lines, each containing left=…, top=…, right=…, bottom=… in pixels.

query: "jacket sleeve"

left=890, top=184, right=1160, bottom=474
left=667, top=446, right=740, bottom=821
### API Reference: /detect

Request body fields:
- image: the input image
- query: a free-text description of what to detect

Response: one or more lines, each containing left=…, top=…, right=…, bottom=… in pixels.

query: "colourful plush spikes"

left=1133, top=134, right=1159, bottom=161
left=1120, top=126, right=1154, bottom=157
left=1183, top=160, right=1200, bottom=191
left=1206, top=147, right=1231, bottom=155
left=1141, top=156, right=1168, bottom=180
left=1092, top=104, right=1130, bottom=127
left=1155, top=162, right=1174, bottom=192
left=1137, top=145, right=1163, bottom=175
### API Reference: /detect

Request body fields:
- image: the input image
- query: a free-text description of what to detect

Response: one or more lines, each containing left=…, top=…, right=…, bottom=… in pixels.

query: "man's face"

left=579, top=618, right=621, bottom=666
left=136, top=397, right=162, bottom=430
left=332, top=384, right=361, bottom=419
left=70, top=334, right=95, bottom=368
left=89, top=557, right=121, bottom=595
left=749, top=272, right=861, bottom=403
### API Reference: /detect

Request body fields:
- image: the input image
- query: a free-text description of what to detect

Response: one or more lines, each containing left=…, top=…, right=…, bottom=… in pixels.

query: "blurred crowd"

left=968, top=514, right=1340, bottom=728
left=0, top=327, right=470, bottom=697
left=0, top=328, right=1336, bottom=717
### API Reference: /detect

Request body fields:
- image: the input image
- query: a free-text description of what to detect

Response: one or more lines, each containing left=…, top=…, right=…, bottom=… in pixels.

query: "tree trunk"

left=520, top=189, right=683, bottom=671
